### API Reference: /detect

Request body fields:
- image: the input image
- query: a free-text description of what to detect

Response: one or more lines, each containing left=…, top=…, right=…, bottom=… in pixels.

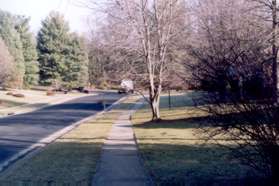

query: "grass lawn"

left=132, top=91, right=262, bottom=186
left=0, top=96, right=138, bottom=185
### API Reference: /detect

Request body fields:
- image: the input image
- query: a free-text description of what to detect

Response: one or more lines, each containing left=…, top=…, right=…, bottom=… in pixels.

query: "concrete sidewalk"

left=92, top=102, right=153, bottom=186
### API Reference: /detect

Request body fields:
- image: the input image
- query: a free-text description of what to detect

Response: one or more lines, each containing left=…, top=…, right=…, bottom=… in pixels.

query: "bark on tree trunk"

left=272, top=0, right=278, bottom=101
left=149, top=85, right=161, bottom=121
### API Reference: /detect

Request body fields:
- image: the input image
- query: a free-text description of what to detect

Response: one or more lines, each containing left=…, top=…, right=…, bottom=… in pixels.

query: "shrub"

left=46, top=90, right=55, bottom=96
left=12, top=93, right=25, bottom=98
left=6, top=92, right=13, bottom=96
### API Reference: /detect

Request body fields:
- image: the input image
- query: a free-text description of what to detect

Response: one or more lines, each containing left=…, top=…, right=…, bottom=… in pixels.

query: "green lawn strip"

left=0, top=96, right=138, bottom=185
left=132, top=92, right=258, bottom=185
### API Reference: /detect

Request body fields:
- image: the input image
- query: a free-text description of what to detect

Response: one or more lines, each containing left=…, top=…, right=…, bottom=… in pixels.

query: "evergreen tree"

left=0, top=37, right=15, bottom=88
left=37, top=12, right=70, bottom=86
left=15, top=16, right=39, bottom=86
left=76, top=37, right=89, bottom=88
left=0, top=10, right=25, bottom=88
left=62, top=34, right=88, bottom=89
left=38, top=12, right=89, bottom=88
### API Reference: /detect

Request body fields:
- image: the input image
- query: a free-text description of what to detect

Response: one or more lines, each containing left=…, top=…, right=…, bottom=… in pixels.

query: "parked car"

left=118, top=79, right=134, bottom=94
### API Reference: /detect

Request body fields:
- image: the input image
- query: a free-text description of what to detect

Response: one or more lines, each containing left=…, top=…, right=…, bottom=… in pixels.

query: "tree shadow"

left=0, top=135, right=268, bottom=186
left=0, top=141, right=104, bottom=185
left=133, top=116, right=212, bottom=129
left=137, top=143, right=267, bottom=186
left=0, top=140, right=151, bottom=185
left=133, top=108, right=266, bottom=130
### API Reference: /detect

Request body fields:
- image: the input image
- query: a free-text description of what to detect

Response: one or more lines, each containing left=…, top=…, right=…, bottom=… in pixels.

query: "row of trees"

left=0, top=10, right=88, bottom=89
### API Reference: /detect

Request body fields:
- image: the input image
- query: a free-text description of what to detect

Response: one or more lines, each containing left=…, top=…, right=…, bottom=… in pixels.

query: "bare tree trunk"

left=272, top=0, right=278, bottom=100
left=149, top=85, right=162, bottom=121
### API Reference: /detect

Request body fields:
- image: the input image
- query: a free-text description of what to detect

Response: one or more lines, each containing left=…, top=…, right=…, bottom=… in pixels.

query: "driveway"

left=0, top=92, right=122, bottom=167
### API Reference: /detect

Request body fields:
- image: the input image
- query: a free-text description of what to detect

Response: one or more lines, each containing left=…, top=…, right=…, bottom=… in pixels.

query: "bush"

left=46, top=90, right=55, bottom=96
left=6, top=92, right=13, bottom=95
left=97, top=80, right=109, bottom=89
left=12, top=93, right=25, bottom=98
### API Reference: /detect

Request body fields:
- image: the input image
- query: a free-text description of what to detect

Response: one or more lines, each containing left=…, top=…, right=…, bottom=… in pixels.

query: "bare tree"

left=188, top=0, right=279, bottom=183
left=188, top=0, right=271, bottom=96
left=87, top=25, right=145, bottom=88
left=87, top=0, right=188, bottom=120
left=249, top=0, right=279, bottom=99
left=272, top=0, right=278, bottom=98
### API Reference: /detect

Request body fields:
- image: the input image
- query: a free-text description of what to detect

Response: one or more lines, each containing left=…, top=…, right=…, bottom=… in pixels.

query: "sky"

left=0, top=0, right=94, bottom=34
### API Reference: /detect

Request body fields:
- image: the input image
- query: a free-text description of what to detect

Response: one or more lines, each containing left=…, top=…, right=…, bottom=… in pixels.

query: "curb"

left=0, top=95, right=128, bottom=172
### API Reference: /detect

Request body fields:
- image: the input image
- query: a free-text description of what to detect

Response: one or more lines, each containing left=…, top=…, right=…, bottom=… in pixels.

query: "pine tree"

left=76, top=37, right=89, bottom=88
left=37, top=12, right=70, bottom=86
left=38, top=12, right=88, bottom=88
left=62, top=34, right=88, bottom=89
left=15, top=16, right=39, bottom=86
left=0, top=10, right=25, bottom=88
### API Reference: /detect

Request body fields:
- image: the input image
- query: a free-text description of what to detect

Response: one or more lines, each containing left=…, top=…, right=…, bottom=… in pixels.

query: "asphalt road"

left=0, top=92, right=122, bottom=166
